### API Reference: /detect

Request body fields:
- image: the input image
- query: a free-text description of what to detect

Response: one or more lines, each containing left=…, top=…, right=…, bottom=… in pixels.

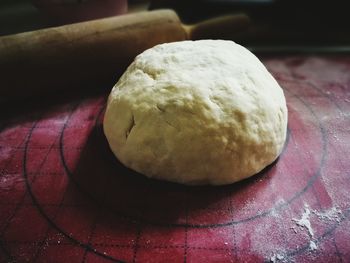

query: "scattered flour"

left=292, top=204, right=343, bottom=252
left=292, top=205, right=314, bottom=237
left=309, top=241, right=318, bottom=251
left=313, top=207, right=342, bottom=222
left=270, top=253, right=285, bottom=263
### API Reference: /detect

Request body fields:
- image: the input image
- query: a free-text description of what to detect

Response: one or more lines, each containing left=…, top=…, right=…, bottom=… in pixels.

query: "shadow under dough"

left=69, top=121, right=276, bottom=225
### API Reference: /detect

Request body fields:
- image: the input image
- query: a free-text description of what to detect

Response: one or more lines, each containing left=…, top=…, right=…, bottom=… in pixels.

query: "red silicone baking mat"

left=0, top=56, right=349, bottom=263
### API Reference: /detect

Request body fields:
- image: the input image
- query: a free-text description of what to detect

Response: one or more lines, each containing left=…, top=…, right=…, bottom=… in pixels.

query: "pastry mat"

left=0, top=56, right=349, bottom=262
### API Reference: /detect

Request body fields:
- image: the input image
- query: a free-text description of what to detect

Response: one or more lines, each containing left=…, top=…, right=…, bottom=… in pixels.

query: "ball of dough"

left=103, top=40, right=287, bottom=185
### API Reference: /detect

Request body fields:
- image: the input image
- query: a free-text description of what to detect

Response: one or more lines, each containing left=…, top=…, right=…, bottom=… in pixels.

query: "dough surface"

left=103, top=40, right=288, bottom=185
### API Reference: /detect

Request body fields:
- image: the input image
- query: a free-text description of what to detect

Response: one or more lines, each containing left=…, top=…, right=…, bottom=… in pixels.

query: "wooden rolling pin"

left=0, top=10, right=249, bottom=103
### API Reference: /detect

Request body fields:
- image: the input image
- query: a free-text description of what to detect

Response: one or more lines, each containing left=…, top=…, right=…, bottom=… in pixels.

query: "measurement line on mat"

left=10, top=146, right=84, bottom=150
left=81, top=215, right=100, bottom=263
left=0, top=238, right=14, bottom=262
left=0, top=122, right=45, bottom=243
left=0, top=119, right=63, bottom=261
left=27, top=109, right=78, bottom=262
left=81, top=180, right=108, bottom=262
left=332, top=238, right=344, bottom=262
left=132, top=226, right=142, bottom=263
left=229, top=195, right=238, bottom=261
left=22, top=104, right=124, bottom=263
left=4, top=240, right=239, bottom=251
left=184, top=194, right=189, bottom=263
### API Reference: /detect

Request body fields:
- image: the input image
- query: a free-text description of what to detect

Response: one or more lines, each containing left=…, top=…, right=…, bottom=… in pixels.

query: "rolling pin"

left=0, top=10, right=249, bottom=103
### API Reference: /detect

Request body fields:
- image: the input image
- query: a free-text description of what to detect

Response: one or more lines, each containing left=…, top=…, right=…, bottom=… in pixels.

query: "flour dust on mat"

left=292, top=203, right=343, bottom=252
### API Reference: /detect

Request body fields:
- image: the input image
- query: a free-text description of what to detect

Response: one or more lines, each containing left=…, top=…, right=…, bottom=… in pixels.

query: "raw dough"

left=103, top=40, right=288, bottom=185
